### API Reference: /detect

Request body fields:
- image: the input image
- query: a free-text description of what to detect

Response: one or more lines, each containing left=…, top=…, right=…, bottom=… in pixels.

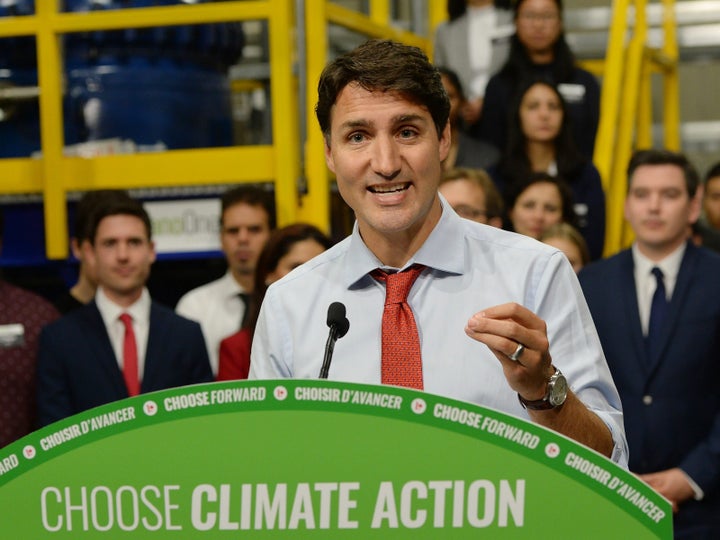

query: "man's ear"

left=438, top=121, right=451, bottom=162
left=689, top=184, right=703, bottom=225
left=149, top=241, right=157, bottom=265
left=82, top=239, right=96, bottom=266
left=324, top=134, right=335, bottom=174
left=70, top=238, right=82, bottom=260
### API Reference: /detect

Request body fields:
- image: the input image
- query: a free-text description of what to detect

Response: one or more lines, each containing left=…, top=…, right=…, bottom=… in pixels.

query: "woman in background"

left=505, top=171, right=576, bottom=240
left=217, top=223, right=332, bottom=381
left=541, top=222, right=590, bottom=273
left=490, top=78, right=605, bottom=259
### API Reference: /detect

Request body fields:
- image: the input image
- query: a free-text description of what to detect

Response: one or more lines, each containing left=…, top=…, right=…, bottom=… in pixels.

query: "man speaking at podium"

left=249, top=40, right=627, bottom=465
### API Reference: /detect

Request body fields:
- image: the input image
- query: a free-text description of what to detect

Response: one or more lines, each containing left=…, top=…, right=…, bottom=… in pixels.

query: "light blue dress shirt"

left=250, top=198, right=628, bottom=466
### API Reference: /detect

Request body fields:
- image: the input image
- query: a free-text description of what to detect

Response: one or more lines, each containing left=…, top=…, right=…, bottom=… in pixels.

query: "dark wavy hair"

left=498, top=78, right=585, bottom=188
left=498, top=0, right=576, bottom=84
left=316, top=39, right=450, bottom=140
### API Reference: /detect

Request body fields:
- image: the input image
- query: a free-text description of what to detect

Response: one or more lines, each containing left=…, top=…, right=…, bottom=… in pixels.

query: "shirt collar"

left=631, top=241, right=686, bottom=282
left=96, top=286, right=151, bottom=326
left=221, top=270, right=246, bottom=297
left=342, top=195, right=466, bottom=287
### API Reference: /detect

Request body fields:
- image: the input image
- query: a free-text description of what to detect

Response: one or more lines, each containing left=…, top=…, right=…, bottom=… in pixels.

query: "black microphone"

left=319, top=302, right=350, bottom=379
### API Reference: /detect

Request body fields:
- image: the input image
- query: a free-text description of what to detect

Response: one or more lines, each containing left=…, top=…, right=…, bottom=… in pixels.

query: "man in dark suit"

left=38, top=194, right=213, bottom=426
left=579, top=149, right=720, bottom=538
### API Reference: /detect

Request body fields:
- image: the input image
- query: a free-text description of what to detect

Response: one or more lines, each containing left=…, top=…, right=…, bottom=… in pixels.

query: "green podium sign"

left=0, top=380, right=671, bottom=538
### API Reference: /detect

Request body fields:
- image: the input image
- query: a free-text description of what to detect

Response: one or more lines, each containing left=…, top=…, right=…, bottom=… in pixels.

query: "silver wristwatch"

left=518, top=366, right=568, bottom=410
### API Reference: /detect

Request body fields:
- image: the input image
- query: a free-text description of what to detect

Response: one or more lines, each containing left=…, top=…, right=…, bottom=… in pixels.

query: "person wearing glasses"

left=439, top=167, right=504, bottom=228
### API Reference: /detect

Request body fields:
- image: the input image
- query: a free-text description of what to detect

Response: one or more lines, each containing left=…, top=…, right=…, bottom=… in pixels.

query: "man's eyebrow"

left=394, top=114, right=426, bottom=124
left=338, top=119, right=372, bottom=131
left=336, top=114, right=429, bottom=132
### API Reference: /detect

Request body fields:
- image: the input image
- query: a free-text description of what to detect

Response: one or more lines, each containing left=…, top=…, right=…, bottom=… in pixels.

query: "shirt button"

left=642, top=395, right=653, bottom=405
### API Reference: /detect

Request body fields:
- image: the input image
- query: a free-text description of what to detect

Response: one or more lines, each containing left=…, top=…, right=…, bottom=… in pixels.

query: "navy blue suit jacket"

left=37, top=300, right=213, bottom=427
left=580, top=242, right=720, bottom=536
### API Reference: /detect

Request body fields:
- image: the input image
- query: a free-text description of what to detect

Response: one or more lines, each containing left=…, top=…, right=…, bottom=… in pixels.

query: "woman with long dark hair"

left=490, top=78, right=605, bottom=258
left=476, top=0, right=600, bottom=159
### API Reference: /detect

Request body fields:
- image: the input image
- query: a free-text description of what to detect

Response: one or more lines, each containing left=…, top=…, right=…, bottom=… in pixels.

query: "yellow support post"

left=428, top=1, right=447, bottom=59
left=429, top=1, right=447, bottom=32
left=611, top=0, right=649, bottom=252
left=369, top=0, right=390, bottom=26
left=661, top=0, right=680, bottom=150
left=637, top=49, right=654, bottom=149
left=299, top=0, right=331, bottom=232
left=268, top=0, right=300, bottom=228
left=594, top=0, right=631, bottom=193
left=595, top=0, right=632, bottom=257
left=36, top=1, right=68, bottom=259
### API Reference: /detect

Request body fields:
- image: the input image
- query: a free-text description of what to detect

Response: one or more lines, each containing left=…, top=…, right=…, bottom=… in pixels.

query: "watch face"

left=549, top=373, right=568, bottom=407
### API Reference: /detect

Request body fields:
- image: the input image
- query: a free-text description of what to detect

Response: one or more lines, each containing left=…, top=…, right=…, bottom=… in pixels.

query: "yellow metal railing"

left=0, top=1, right=435, bottom=261
left=0, top=0, right=298, bottom=260
left=595, top=0, right=679, bottom=256
left=0, top=2, right=681, bottom=262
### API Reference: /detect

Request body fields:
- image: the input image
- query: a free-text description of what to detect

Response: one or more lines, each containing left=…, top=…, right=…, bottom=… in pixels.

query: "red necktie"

left=371, top=265, right=425, bottom=389
left=119, top=313, right=140, bottom=396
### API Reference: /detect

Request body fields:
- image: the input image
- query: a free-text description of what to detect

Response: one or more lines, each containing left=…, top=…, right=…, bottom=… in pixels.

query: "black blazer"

left=37, top=300, right=213, bottom=427
left=580, top=242, right=720, bottom=536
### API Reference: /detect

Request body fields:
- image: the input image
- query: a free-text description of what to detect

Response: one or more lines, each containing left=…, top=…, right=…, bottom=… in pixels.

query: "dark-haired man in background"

left=53, top=189, right=131, bottom=314
left=176, top=186, right=273, bottom=377
left=580, top=149, right=720, bottom=537
left=38, top=196, right=212, bottom=426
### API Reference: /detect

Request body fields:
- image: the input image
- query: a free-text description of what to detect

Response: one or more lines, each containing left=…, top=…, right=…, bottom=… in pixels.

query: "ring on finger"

left=509, top=342, right=525, bottom=362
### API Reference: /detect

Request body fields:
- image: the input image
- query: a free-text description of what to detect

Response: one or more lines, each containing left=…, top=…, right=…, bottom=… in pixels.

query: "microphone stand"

left=319, top=324, right=340, bottom=379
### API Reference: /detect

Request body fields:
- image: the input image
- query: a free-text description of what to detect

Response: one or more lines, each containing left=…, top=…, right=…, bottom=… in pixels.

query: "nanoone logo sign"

left=145, top=199, right=221, bottom=253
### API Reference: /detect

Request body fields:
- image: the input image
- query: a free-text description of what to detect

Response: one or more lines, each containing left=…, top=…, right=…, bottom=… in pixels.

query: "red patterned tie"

left=371, top=265, right=425, bottom=389
left=119, top=313, right=140, bottom=396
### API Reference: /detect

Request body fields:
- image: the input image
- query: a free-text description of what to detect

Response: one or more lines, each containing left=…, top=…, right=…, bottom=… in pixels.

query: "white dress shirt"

left=250, top=196, right=628, bottom=466
left=95, top=286, right=151, bottom=380
left=176, top=271, right=246, bottom=375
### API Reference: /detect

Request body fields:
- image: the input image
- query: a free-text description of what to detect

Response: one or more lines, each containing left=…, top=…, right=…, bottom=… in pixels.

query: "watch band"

left=517, top=392, right=556, bottom=410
